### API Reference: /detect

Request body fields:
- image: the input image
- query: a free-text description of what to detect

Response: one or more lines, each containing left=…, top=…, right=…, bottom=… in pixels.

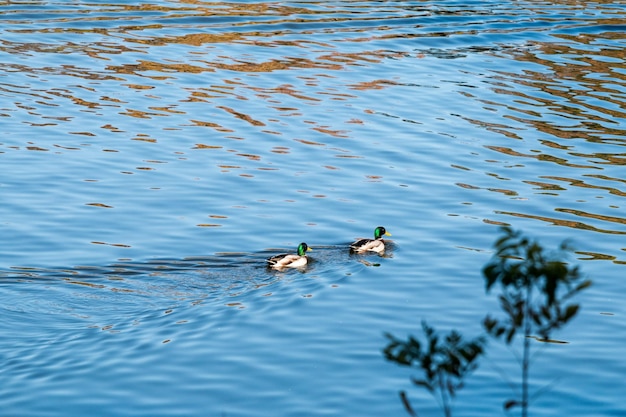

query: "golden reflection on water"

left=465, top=30, right=626, bottom=239
left=489, top=39, right=626, bottom=141
left=486, top=145, right=598, bottom=169
left=495, top=210, right=626, bottom=235
left=541, top=175, right=626, bottom=197
left=2, top=2, right=625, bottom=251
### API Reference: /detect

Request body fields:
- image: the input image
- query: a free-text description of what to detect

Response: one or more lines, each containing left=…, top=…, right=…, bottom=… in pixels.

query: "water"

left=1, top=1, right=625, bottom=416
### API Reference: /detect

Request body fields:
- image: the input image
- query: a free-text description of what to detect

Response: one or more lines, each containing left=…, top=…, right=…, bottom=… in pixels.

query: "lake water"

left=1, top=1, right=625, bottom=416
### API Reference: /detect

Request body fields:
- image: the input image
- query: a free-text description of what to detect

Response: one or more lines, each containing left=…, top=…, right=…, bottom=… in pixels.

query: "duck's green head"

left=297, top=242, right=312, bottom=256
left=374, top=226, right=391, bottom=239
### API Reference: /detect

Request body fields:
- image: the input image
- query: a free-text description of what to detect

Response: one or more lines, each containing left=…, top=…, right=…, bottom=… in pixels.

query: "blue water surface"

left=1, top=1, right=625, bottom=416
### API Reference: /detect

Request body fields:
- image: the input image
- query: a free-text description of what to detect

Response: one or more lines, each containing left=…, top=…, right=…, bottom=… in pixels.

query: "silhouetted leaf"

left=411, top=378, right=433, bottom=392
left=506, top=327, right=516, bottom=344
left=513, top=308, right=524, bottom=327
left=575, top=280, right=592, bottom=292
left=483, top=316, right=496, bottom=332
left=447, top=380, right=456, bottom=397
left=399, top=390, right=417, bottom=417
left=541, top=305, right=552, bottom=320
left=484, top=264, right=499, bottom=291
left=563, top=304, right=579, bottom=322
left=504, top=399, right=522, bottom=410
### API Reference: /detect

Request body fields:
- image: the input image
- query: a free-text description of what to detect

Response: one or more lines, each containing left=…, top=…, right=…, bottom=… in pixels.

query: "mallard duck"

left=350, top=226, right=391, bottom=254
left=266, top=242, right=312, bottom=269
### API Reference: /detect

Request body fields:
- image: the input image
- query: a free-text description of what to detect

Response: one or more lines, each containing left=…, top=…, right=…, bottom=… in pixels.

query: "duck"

left=350, top=226, right=392, bottom=254
left=266, top=242, right=312, bottom=269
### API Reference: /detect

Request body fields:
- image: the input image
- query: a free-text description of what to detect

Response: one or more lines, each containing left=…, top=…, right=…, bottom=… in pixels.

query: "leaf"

left=506, top=327, right=516, bottom=344
left=411, top=378, right=434, bottom=392
left=513, top=308, right=524, bottom=327
left=504, top=399, right=521, bottom=410
left=562, top=304, right=580, bottom=322
left=399, top=390, right=418, bottom=417
left=483, top=265, right=499, bottom=291
left=447, top=380, right=457, bottom=397
left=575, top=280, right=592, bottom=292
left=541, top=305, right=552, bottom=320
left=483, top=316, right=497, bottom=332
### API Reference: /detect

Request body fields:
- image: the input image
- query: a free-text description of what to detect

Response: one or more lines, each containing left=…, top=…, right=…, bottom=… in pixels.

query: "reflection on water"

left=462, top=30, right=626, bottom=238
left=1, top=1, right=626, bottom=416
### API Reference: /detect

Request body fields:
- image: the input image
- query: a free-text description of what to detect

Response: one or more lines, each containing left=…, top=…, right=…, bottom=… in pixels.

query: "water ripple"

left=2, top=1, right=626, bottom=416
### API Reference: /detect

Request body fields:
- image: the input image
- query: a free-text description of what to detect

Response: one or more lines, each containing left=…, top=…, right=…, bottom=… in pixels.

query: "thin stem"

left=438, top=375, right=451, bottom=417
left=522, top=282, right=532, bottom=417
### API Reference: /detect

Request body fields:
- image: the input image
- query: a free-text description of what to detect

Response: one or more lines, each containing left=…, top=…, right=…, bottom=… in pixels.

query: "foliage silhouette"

left=383, top=227, right=590, bottom=416
left=482, top=227, right=591, bottom=416
left=383, top=321, right=486, bottom=417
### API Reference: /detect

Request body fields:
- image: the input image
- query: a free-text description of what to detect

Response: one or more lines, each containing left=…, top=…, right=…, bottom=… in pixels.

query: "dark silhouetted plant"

left=483, top=226, right=591, bottom=416
left=384, top=321, right=486, bottom=417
